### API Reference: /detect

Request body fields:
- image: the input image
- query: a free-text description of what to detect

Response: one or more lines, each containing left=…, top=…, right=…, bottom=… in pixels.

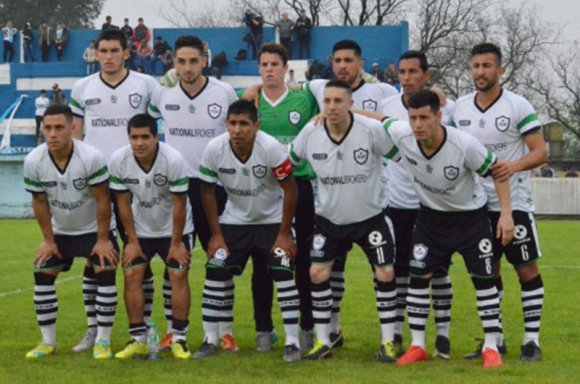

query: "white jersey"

left=304, top=79, right=397, bottom=111
left=385, top=119, right=495, bottom=211
left=148, top=77, right=238, bottom=178
left=109, top=142, right=193, bottom=238
left=23, top=140, right=115, bottom=235
left=70, top=71, right=160, bottom=159
left=290, top=113, right=399, bottom=225
left=199, top=131, right=293, bottom=225
left=453, top=89, right=540, bottom=212
left=380, top=94, right=455, bottom=209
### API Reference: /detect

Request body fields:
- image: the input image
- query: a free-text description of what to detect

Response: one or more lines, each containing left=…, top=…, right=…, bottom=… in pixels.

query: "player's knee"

left=34, top=271, right=57, bottom=285
left=123, top=266, right=145, bottom=287
left=375, top=266, right=394, bottom=283
left=168, top=269, right=189, bottom=287
left=516, top=262, right=539, bottom=283
left=310, top=265, right=331, bottom=283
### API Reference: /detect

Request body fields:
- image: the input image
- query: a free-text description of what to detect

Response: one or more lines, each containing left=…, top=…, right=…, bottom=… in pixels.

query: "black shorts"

left=488, top=210, right=542, bottom=266
left=386, top=207, right=419, bottom=274
left=35, top=231, right=119, bottom=272
left=410, top=206, right=494, bottom=278
left=310, top=214, right=395, bottom=268
left=207, top=224, right=294, bottom=276
left=125, top=234, right=194, bottom=271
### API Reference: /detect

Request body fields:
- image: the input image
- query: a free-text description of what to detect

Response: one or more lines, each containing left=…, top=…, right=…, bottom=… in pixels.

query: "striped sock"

left=472, top=277, right=501, bottom=351
left=431, top=273, right=453, bottom=338
left=311, top=280, right=332, bottom=346
left=34, top=272, right=58, bottom=346
left=521, top=275, right=544, bottom=346
left=273, top=271, right=300, bottom=346
left=376, top=279, right=397, bottom=343
left=82, top=266, right=97, bottom=329
left=407, top=277, right=430, bottom=349
left=95, top=270, right=117, bottom=342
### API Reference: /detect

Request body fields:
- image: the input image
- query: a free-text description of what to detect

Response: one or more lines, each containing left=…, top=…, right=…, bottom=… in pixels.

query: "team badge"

left=495, top=116, right=510, bottom=132
left=207, top=103, right=222, bottom=119
left=413, top=243, right=428, bottom=260
left=362, top=99, right=378, bottom=111
left=189, top=105, right=196, bottom=114
left=289, top=111, right=301, bottom=125
left=252, top=165, right=267, bottom=178
left=129, top=93, right=142, bottom=109
left=153, top=173, right=168, bottom=186
left=479, top=238, right=493, bottom=254
left=110, top=95, right=118, bottom=104
left=73, top=177, right=87, bottom=190
left=514, top=224, right=528, bottom=240
left=312, top=234, right=326, bottom=250
left=443, top=165, right=459, bottom=181
left=353, top=148, right=369, bottom=165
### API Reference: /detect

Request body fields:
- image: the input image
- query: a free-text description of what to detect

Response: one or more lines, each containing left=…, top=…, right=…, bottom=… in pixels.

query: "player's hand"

left=121, top=241, right=146, bottom=268
left=241, top=84, right=262, bottom=107
left=496, top=212, right=515, bottom=246
left=491, top=160, right=517, bottom=182
left=92, top=239, right=119, bottom=269
left=207, top=235, right=229, bottom=260
left=35, top=240, right=61, bottom=268
left=167, top=242, right=191, bottom=269
left=309, top=111, right=326, bottom=125
left=272, top=233, right=297, bottom=258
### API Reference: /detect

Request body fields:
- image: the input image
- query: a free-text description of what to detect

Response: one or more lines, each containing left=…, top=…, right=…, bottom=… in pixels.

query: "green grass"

left=1, top=219, right=579, bottom=383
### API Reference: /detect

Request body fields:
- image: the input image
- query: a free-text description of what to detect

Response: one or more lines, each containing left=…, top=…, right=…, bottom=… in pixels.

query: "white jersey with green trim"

left=452, top=89, right=540, bottom=212
left=199, top=131, right=293, bottom=225
left=290, top=113, right=399, bottom=225
left=148, top=77, right=238, bottom=178
left=23, top=140, right=115, bottom=235
left=69, top=71, right=160, bottom=159
left=109, top=142, right=193, bottom=238
left=304, top=79, right=397, bottom=111
left=384, top=119, right=495, bottom=212
left=380, top=94, right=455, bottom=209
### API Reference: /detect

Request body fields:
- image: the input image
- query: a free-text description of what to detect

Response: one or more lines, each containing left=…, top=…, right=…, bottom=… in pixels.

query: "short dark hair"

left=43, top=104, right=73, bottom=123
left=127, top=114, right=158, bottom=135
left=138, top=17, right=144, bottom=22
left=174, top=35, right=204, bottom=55
left=407, top=90, right=440, bottom=114
left=227, top=100, right=258, bottom=123
left=332, top=40, right=362, bottom=57
left=96, top=29, right=128, bottom=50
left=471, top=43, right=502, bottom=65
left=259, top=43, right=289, bottom=65
left=325, top=79, right=352, bottom=97
left=399, top=50, right=429, bottom=72
left=40, top=89, right=46, bottom=94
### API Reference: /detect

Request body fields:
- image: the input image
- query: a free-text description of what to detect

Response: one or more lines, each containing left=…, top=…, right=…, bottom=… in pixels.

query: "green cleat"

left=93, top=338, right=112, bottom=359
left=171, top=340, right=192, bottom=359
left=114, top=340, right=148, bottom=360
left=304, top=339, right=333, bottom=361
left=26, top=343, right=56, bottom=359
left=377, top=340, right=397, bottom=363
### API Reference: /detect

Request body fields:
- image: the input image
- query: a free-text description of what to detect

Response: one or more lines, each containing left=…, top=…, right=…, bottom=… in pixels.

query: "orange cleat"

left=396, top=345, right=428, bottom=365
left=482, top=347, right=503, bottom=368
left=220, top=334, right=240, bottom=352
left=160, top=333, right=173, bottom=352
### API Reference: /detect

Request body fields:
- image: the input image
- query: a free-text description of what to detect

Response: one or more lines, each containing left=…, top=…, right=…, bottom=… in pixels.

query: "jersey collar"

left=417, top=125, right=447, bottom=160
left=324, top=111, right=354, bottom=145
left=180, top=76, right=209, bottom=100
left=99, top=69, right=130, bottom=90
left=474, top=88, right=503, bottom=113
left=261, top=86, right=289, bottom=108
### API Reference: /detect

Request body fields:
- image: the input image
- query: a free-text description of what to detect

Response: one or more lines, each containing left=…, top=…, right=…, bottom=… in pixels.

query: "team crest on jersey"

left=413, top=243, right=428, bottom=260
left=312, top=234, right=326, bottom=250
left=207, top=103, right=222, bottom=119
left=73, top=177, right=87, bottom=190
left=252, top=165, right=267, bottom=178
left=362, top=99, right=378, bottom=111
left=495, top=116, right=510, bottom=132
left=353, top=148, right=369, bottom=165
left=443, top=165, right=459, bottom=180
left=153, top=173, right=168, bottom=186
left=129, top=93, right=143, bottom=109
left=110, top=95, right=118, bottom=104
left=289, top=111, right=301, bottom=125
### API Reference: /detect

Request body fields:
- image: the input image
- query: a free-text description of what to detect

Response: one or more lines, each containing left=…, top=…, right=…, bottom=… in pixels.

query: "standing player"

left=23, top=105, right=119, bottom=359
left=109, top=114, right=194, bottom=360
left=148, top=35, right=238, bottom=350
left=453, top=43, right=547, bottom=361
left=193, top=100, right=301, bottom=362
left=378, top=90, right=514, bottom=368
left=290, top=81, right=399, bottom=362
left=69, top=29, right=161, bottom=353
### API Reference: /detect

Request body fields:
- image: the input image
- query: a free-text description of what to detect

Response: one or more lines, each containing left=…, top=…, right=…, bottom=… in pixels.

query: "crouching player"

left=24, top=105, right=119, bottom=359
left=109, top=114, right=194, bottom=359
left=193, top=100, right=301, bottom=362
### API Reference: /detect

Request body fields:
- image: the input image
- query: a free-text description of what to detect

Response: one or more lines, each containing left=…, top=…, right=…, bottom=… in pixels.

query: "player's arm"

left=491, top=130, right=547, bottom=181
left=114, top=190, right=146, bottom=268
left=352, top=109, right=386, bottom=121
left=31, top=192, right=62, bottom=266
left=166, top=192, right=191, bottom=268
left=274, top=175, right=298, bottom=258
left=90, top=182, right=118, bottom=268
left=72, top=116, right=84, bottom=140
left=201, top=181, right=228, bottom=258
left=493, top=176, right=515, bottom=246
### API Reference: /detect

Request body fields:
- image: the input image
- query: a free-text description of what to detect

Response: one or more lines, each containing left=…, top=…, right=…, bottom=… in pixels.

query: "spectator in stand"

left=370, top=63, right=384, bottom=82
left=2, top=20, right=18, bottom=63
left=321, top=55, right=334, bottom=79
left=242, top=10, right=264, bottom=60
left=22, top=22, right=35, bottom=63
left=565, top=168, right=578, bottom=178
left=287, top=68, right=297, bottom=86
left=383, top=63, right=399, bottom=86
left=276, top=12, right=294, bottom=59
left=121, top=18, right=133, bottom=44
left=39, top=22, right=53, bottom=62
left=101, top=16, right=118, bottom=31
left=151, top=36, right=170, bottom=75
left=83, top=40, right=97, bottom=75
left=540, top=162, right=555, bottom=178
left=34, top=90, right=50, bottom=144
left=135, top=39, right=153, bottom=74
left=133, top=17, right=150, bottom=49
left=50, top=83, right=66, bottom=106
left=54, top=21, right=68, bottom=62
left=295, top=9, right=312, bottom=59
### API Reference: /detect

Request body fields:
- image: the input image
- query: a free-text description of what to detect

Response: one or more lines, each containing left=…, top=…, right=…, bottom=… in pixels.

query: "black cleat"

left=433, top=335, right=451, bottom=360
left=329, top=330, right=344, bottom=349
left=304, top=340, right=333, bottom=361
left=520, top=341, right=541, bottom=361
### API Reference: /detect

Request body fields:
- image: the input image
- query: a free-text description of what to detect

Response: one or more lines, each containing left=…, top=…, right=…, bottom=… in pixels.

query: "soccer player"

left=379, top=50, right=455, bottom=358
left=68, top=28, right=162, bottom=352
left=453, top=43, right=547, bottom=361
left=379, top=90, right=514, bottom=368
left=148, top=35, right=238, bottom=349
left=193, top=100, right=301, bottom=362
left=290, top=80, right=399, bottom=362
left=23, top=105, right=119, bottom=359
left=109, top=114, right=194, bottom=360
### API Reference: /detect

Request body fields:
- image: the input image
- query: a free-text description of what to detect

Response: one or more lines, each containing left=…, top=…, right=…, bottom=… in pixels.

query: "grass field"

left=1, top=219, right=579, bottom=383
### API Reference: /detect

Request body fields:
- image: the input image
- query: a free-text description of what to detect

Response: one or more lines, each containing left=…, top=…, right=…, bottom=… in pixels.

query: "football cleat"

left=433, top=335, right=451, bottom=360
left=191, top=341, right=218, bottom=359
left=393, top=334, right=405, bottom=357
left=304, top=339, right=333, bottom=361
left=482, top=347, right=503, bottom=368
left=93, top=338, right=112, bottom=359
left=171, top=340, right=191, bottom=359
left=283, top=344, right=302, bottom=362
left=520, top=341, right=541, bottom=362
left=160, top=332, right=173, bottom=352
left=396, top=345, right=428, bottom=365
left=464, top=338, right=507, bottom=359
left=377, top=340, right=397, bottom=363
left=26, top=343, right=56, bottom=359
left=72, top=327, right=97, bottom=352
left=256, top=331, right=273, bottom=353
left=114, top=340, right=148, bottom=360
left=329, top=330, right=344, bottom=349
left=300, top=329, right=316, bottom=353
left=220, top=334, right=240, bottom=352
